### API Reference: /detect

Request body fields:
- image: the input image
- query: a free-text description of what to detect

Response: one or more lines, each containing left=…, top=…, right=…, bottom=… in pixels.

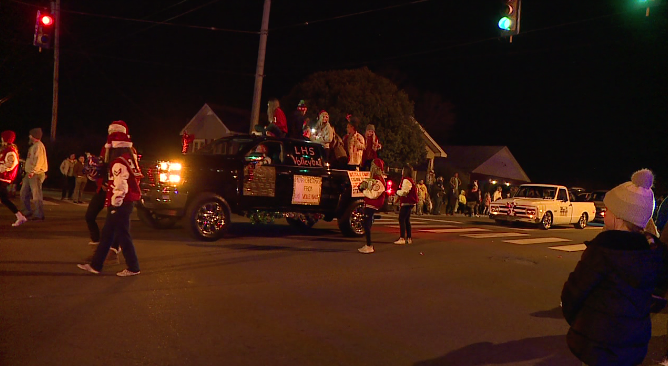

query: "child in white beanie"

left=561, top=169, right=668, bottom=366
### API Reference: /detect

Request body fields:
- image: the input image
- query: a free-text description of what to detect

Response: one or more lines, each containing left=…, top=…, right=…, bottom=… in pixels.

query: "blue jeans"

left=90, top=202, right=140, bottom=272
left=20, top=173, right=45, bottom=219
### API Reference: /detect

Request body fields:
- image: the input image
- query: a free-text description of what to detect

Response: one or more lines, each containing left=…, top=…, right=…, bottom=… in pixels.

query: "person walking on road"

left=72, top=156, right=87, bottom=203
left=78, top=125, right=143, bottom=276
left=0, top=131, right=28, bottom=226
left=60, top=154, right=76, bottom=200
left=20, top=128, right=48, bottom=221
left=561, top=169, right=668, bottom=366
left=358, top=158, right=386, bottom=254
left=394, top=165, right=418, bottom=245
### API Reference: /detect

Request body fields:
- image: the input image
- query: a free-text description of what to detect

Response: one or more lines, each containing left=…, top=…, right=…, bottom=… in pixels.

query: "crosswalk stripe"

left=503, top=237, right=571, bottom=245
left=549, top=244, right=586, bottom=252
left=420, top=228, right=490, bottom=233
left=386, top=225, right=456, bottom=229
left=461, top=232, right=530, bottom=238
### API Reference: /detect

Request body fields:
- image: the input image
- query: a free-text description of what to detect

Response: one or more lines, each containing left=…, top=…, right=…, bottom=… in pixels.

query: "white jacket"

left=25, top=140, right=48, bottom=175
left=345, top=132, right=366, bottom=166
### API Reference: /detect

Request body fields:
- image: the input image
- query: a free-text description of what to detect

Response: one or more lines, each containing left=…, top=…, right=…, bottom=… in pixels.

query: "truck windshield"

left=196, top=138, right=254, bottom=156
left=514, top=186, right=556, bottom=199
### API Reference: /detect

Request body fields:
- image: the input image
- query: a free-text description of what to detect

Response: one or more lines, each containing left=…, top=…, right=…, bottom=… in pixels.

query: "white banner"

left=347, top=170, right=371, bottom=197
left=292, top=175, right=322, bottom=205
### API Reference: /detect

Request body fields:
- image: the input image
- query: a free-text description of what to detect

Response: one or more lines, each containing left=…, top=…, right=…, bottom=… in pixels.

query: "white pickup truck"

left=489, top=184, right=597, bottom=230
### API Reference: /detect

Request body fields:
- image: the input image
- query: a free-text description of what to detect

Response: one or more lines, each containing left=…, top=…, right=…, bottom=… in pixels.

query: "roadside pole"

left=249, top=0, right=271, bottom=133
left=50, top=0, right=60, bottom=142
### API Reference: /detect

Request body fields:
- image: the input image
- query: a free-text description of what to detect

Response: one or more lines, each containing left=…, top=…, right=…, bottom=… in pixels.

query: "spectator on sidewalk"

left=416, top=179, right=428, bottom=215
left=561, top=169, right=668, bottom=366
left=78, top=122, right=143, bottom=277
left=60, top=154, right=76, bottom=200
left=458, top=190, right=467, bottom=214
left=20, top=128, right=48, bottom=221
left=0, top=130, right=28, bottom=226
left=450, top=173, right=462, bottom=213
left=432, top=176, right=445, bottom=215
left=72, top=155, right=87, bottom=203
left=482, top=191, right=491, bottom=215
left=493, top=186, right=503, bottom=201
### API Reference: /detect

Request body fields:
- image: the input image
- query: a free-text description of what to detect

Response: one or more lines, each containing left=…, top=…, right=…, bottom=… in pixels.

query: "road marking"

left=503, top=237, right=571, bottom=245
left=461, top=232, right=530, bottom=238
left=549, top=244, right=586, bottom=252
left=386, top=225, right=456, bottom=229
left=410, top=217, right=462, bottom=224
left=420, top=228, right=490, bottom=233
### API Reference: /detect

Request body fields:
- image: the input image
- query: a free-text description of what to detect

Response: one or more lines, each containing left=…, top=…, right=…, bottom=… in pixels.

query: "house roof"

left=180, top=103, right=252, bottom=138
left=438, top=145, right=531, bottom=182
left=412, top=117, right=446, bottom=158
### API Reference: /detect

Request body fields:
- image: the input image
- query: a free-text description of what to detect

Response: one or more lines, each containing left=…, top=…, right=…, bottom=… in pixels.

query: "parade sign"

left=347, top=170, right=371, bottom=197
left=292, top=175, right=322, bottom=205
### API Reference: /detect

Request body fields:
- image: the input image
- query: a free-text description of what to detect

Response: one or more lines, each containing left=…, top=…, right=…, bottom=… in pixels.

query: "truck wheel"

left=338, top=200, right=365, bottom=237
left=540, top=212, right=553, bottom=230
left=286, top=214, right=320, bottom=229
left=574, top=213, right=588, bottom=229
left=136, top=206, right=178, bottom=229
left=187, top=193, right=231, bottom=241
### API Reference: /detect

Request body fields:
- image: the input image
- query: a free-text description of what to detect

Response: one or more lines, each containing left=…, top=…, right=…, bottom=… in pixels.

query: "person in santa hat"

left=84, top=121, right=129, bottom=263
left=0, top=130, right=28, bottom=226
left=78, top=121, right=143, bottom=276
left=357, top=158, right=386, bottom=254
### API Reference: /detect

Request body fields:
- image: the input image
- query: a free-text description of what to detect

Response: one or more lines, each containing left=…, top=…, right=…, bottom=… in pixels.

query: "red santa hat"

left=372, top=158, right=384, bottom=171
left=1, top=130, right=16, bottom=144
left=108, top=120, right=128, bottom=135
left=105, top=132, right=133, bottom=149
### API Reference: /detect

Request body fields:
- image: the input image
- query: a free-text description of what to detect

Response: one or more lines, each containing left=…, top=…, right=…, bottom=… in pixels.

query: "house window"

left=193, top=139, right=206, bottom=152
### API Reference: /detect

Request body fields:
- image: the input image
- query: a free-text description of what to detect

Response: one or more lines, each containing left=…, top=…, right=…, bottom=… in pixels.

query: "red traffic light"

left=40, top=15, right=53, bottom=26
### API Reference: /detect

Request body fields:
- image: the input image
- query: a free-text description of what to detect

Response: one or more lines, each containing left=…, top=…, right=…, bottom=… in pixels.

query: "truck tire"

left=136, top=206, right=178, bottom=229
left=337, top=200, right=365, bottom=237
left=574, top=213, right=588, bottom=229
left=540, top=211, right=553, bottom=230
left=286, top=214, right=319, bottom=230
left=187, top=193, right=231, bottom=241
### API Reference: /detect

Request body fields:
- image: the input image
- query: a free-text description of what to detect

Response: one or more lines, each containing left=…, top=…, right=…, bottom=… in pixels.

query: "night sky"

left=1, top=0, right=667, bottom=193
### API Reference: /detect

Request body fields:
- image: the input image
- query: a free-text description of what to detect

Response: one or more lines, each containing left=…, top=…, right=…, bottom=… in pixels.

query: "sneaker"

left=407, top=238, right=413, bottom=244
left=358, top=245, right=374, bottom=254
left=77, top=263, right=100, bottom=274
left=116, top=269, right=140, bottom=277
left=88, top=241, right=99, bottom=245
left=12, top=216, right=28, bottom=227
left=393, top=238, right=406, bottom=245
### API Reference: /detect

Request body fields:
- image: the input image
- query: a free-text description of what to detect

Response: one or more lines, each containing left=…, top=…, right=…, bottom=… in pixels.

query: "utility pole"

left=249, top=0, right=271, bottom=133
left=50, top=0, right=60, bottom=142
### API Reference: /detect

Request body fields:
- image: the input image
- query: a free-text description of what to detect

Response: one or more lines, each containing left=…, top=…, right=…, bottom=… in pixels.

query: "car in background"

left=587, top=190, right=608, bottom=223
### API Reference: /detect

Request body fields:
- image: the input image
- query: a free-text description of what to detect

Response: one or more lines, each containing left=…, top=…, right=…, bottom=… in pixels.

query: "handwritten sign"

left=288, top=145, right=323, bottom=167
left=292, top=175, right=322, bottom=205
left=243, top=165, right=275, bottom=197
left=347, top=171, right=371, bottom=197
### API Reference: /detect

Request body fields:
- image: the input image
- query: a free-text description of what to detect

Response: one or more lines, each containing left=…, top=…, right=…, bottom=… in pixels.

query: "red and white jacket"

left=0, top=144, right=19, bottom=184
left=397, top=177, right=418, bottom=206
left=362, top=174, right=386, bottom=210
left=105, top=153, right=142, bottom=207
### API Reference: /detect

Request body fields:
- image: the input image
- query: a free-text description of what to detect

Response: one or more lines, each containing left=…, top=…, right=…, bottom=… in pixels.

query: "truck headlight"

left=526, top=208, right=536, bottom=216
left=158, top=161, right=183, bottom=185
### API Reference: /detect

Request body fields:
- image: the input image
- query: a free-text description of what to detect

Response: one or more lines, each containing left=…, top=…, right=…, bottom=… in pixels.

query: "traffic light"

left=33, top=10, right=54, bottom=49
left=498, top=0, right=521, bottom=35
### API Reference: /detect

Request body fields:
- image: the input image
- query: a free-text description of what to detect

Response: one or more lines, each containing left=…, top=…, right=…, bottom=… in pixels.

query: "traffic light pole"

left=249, top=0, right=271, bottom=133
left=50, top=0, right=60, bottom=142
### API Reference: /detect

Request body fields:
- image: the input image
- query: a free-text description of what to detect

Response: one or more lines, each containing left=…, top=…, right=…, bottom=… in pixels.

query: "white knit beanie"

left=603, top=169, right=655, bottom=228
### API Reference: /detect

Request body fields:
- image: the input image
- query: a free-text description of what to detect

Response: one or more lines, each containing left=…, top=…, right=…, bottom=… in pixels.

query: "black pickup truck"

left=137, top=135, right=370, bottom=241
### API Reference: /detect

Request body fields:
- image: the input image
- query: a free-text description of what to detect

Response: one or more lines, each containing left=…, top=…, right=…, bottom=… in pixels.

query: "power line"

left=270, top=0, right=432, bottom=31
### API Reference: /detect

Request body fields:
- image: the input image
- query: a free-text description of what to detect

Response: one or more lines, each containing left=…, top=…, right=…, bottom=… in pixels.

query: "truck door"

left=240, top=141, right=283, bottom=209
left=281, top=141, right=332, bottom=211
left=555, top=188, right=573, bottom=224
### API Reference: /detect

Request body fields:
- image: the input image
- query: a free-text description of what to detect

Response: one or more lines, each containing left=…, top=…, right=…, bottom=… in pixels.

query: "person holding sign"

left=358, top=158, right=386, bottom=254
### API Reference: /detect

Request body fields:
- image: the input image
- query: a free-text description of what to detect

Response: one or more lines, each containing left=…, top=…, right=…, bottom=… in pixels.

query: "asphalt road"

left=2, top=193, right=667, bottom=366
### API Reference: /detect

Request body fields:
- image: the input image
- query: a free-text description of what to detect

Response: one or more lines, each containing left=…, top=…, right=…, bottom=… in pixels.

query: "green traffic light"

left=498, top=17, right=512, bottom=30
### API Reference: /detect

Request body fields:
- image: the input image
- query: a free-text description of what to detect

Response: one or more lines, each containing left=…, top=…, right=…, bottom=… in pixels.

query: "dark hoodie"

left=561, top=230, right=668, bottom=366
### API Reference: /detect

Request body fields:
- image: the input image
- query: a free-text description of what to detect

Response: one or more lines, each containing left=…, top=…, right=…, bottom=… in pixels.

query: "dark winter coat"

left=561, top=230, right=668, bottom=366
